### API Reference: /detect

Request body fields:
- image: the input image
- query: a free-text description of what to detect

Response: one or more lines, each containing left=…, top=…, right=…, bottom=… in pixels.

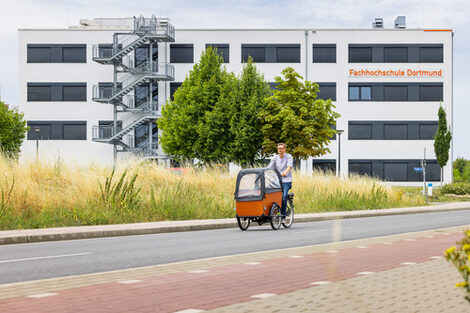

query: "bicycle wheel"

left=270, top=204, right=282, bottom=230
left=237, top=215, right=250, bottom=231
left=282, top=199, right=294, bottom=228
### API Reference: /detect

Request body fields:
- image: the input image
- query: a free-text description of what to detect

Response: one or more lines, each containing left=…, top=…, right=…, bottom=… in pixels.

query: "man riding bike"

left=267, top=143, right=293, bottom=221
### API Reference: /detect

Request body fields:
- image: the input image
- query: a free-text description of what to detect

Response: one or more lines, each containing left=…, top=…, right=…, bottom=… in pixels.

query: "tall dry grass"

left=0, top=154, right=424, bottom=230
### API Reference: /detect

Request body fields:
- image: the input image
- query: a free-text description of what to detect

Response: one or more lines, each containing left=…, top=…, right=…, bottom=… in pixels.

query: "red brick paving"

left=0, top=232, right=462, bottom=313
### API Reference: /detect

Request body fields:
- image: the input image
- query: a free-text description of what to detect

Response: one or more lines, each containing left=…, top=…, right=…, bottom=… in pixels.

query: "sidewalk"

left=0, top=225, right=468, bottom=312
left=1, top=201, right=470, bottom=245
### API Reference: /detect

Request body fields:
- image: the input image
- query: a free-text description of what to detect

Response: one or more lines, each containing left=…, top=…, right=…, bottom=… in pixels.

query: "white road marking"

left=357, top=271, right=374, bottom=275
left=245, top=262, right=262, bottom=265
left=405, top=239, right=416, bottom=242
left=118, top=280, right=143, bottom=284
left=251, top=293, right=276, bottom=299
left=401, top=262, right=417, bottom=265
left=0, top=252, right=92, bottom=264
left=326, top=250, right=338, bottom=253
left=173, top=309, right=205, bottom=313
left=356, top=245, right=368, bottom=249
left=311, top=281, right=331, bottom=285
left=383, top=242, right=393, bottom=245
left=26, top=293, right=58, bottom=298
left=188, top=270, right=208, bottom=274
left=288, top=255, right=304, bottom=258
left=430, top=256, right=444, bottom=259
left=425, top=235, right=435, bottom=238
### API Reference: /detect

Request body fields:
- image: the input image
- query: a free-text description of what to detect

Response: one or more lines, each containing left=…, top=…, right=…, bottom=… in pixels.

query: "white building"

left=18, top=16, right=453, bottom=185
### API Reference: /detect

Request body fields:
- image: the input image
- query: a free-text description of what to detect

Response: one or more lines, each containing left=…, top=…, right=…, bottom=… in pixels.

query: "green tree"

left=433, top=106, right=452, bottom=183
left=229, top=57, right=271, bottom=166
left=260, top=67, right=340, bottom=159
left=0, top=100, right=28, bottom=158
left=158, top=47, right=237, bottom=164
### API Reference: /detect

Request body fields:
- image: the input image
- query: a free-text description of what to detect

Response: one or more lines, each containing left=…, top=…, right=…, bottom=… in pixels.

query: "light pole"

left=337, top=129, right=344, bottom=177
left=34, top=127, right=41, bottom=160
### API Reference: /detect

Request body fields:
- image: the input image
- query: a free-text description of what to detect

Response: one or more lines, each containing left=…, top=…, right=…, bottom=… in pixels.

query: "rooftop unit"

left=395, top=16, right=406, bottom=28
left=372, top=18, right=384, bottom=28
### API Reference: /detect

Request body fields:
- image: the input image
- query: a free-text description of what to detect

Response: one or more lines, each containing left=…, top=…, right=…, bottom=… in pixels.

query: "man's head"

left=277, top=143, right=286, bottom=157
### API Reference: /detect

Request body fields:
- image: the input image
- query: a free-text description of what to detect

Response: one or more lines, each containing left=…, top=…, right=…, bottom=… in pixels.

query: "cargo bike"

left=235, top=168, right=294, bottom=230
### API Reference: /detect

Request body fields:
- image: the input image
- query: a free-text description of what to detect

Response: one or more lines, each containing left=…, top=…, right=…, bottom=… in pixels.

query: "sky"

left=0, top=0, right=469, bottom=159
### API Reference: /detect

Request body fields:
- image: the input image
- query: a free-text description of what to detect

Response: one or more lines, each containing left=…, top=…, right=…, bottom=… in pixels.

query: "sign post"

left=421, top=148, right=427, bottom=203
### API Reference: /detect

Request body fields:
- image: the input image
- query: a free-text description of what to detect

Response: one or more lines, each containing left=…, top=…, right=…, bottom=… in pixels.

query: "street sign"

left=413, top=167, right=423, bottom=173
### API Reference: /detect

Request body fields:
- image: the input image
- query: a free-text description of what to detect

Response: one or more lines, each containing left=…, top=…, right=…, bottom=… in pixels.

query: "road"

left=0, top=209, right=469, bottom=284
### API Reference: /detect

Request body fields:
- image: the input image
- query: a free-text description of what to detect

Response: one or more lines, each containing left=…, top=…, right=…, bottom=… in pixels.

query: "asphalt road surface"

left=1, top=209, right=469, bottom=284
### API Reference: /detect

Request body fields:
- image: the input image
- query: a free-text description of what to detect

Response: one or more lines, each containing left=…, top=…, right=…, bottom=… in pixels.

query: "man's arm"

left=282, top=154, right=294, bottom=176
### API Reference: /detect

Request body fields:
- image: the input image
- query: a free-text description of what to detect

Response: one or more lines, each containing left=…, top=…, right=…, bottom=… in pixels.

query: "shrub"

left=440, top=183, right=470, bottom=195
left=445, top=230, right=470, bottom=303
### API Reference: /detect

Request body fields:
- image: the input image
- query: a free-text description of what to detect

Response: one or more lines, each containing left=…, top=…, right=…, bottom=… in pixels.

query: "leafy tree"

left=0, top=100, right=28, bottom=158
left=260, top=67, right=340, bottom=159
left=229, top=57, right=271, bottom=166
left=433, top=106, right=452, bottom=182
left=158, top=47, right=237, bottom=163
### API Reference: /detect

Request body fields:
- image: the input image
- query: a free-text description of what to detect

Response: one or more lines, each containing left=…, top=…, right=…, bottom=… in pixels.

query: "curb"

left=1, top=203, right=470, bottom=245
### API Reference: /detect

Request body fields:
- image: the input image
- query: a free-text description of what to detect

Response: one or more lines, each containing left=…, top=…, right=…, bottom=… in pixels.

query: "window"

left=170, top=44, right=193, bottom=63
left=420, top=46, right=443, bottom=63
left=384, top=163, right=408, bottom=181
left=242, top=44, right=300, bottom=63
left=384, top=85, right=408, bottom=101
left=349, top=159, right=441, bottom=181
left=349, top=124, right=372, bottom=139
left=27, top=47, right=51, bottom=63
left=384, top=47, right=408, bottom=62
left=384, top=124, right=408, bottom=139
left=170, top=82, right=182, bottom=101
left=134, top=84, right=158, bottom=107
left=206, top=44, right=229, bottom=63
left=27, top=85, right=51, bottom=101
left=63, top=85, right=86, bottom=101
left=27, top=121, right=86, bottom=140
left=312, top=159, right=336, bottom=172
left=98, top=44, right=113, bottom=58
left=27, top=124, right=51, bottom=140
left=313, top=44, right=336, bottom=63
left=419, top=123, right=438, bottom=139
left=27, top=83, right=86, bottom=102
left=420, top=85, right=443, bottom=101
left=349, top=86, right=371, bottom=100
left=135, top=123, right=158, bottom=147
left=63, top=124, right=87, bottom=140
left=242, top=46, right=265, bottom=62
left=276, top=46, right=300, bottom=62
left=98, top=120, right=122, bottom=139
left=317, top=83, right=336, bottom=101
left=62, top=47, right=86, bottom=63
left=349, top=47, right=372, bottom=62
left=27, top=44, right=86, bottom=63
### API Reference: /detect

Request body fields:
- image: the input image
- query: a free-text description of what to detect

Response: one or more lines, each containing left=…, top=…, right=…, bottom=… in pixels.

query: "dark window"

left=170, top=44, right=193, bottom=63
left=419, top=123, right=438, bottom=139
left=63, top=85, right=86, bottom=101
left=98, top=44, right=113, bottom=58
left=242, top=47, right=265, bottom=62
left=63, top=124, right=87, bottom=140
left=384, top=85, right=408, bottom=101
left=27, top=85, right=51, bottom=101
left=420, top=85, right=443, bottom=101
left=27, top=124, right=51, bottom=140
left=27, top=47, right=51, bottom=63
left=62, top=47, right=86, bottom=63
left=313, top=44, right=336, bottom=63
left=206, top=44, right=229, bottom=63
left=27, top=121, right=86, bottom=140
left=349, top=162, right=372, bottom=176
left=170, top=82, right=182, bottom=101
left=276, top=46, right=300, bottom=62
left=312, top=160, right=336, bottom=172
left=98, top=83, right=113, bottom=99
left=349, top=47, right=372, bottom=62
left=384, top=162, right=408, bottom=181
left=349, top=124, right=372, bottom=139
left=349, top=86, right=371, bottom=100
left=420, top=46, right=443, bottom=63
left=384, top=47, right=408, bottom=62
left=384, top=124, right=408, bottom=139
left=317, top=83, right=336, bottom=101
left=98, top=120, right=122, bottom=139
left=426, top=162, right=441, bottom=181
left=135, top=123, right=158, bottom=147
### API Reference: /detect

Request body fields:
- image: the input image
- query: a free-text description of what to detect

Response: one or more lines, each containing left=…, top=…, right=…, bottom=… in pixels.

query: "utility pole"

left=421, top=147, right=427, bottom=203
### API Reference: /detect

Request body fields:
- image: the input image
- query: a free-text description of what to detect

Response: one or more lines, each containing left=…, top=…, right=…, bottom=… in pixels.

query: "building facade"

left=18, top=17, right=453, bottom=185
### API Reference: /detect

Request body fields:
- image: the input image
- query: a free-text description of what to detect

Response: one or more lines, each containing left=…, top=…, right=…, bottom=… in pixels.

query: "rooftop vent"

left=394, top=16, right=406, bottom=28
left=373, top=18, right=384, bottom=28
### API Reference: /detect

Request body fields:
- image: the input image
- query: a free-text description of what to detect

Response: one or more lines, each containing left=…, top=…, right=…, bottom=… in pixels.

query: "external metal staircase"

left=91, top=15, right=175, bottom=161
